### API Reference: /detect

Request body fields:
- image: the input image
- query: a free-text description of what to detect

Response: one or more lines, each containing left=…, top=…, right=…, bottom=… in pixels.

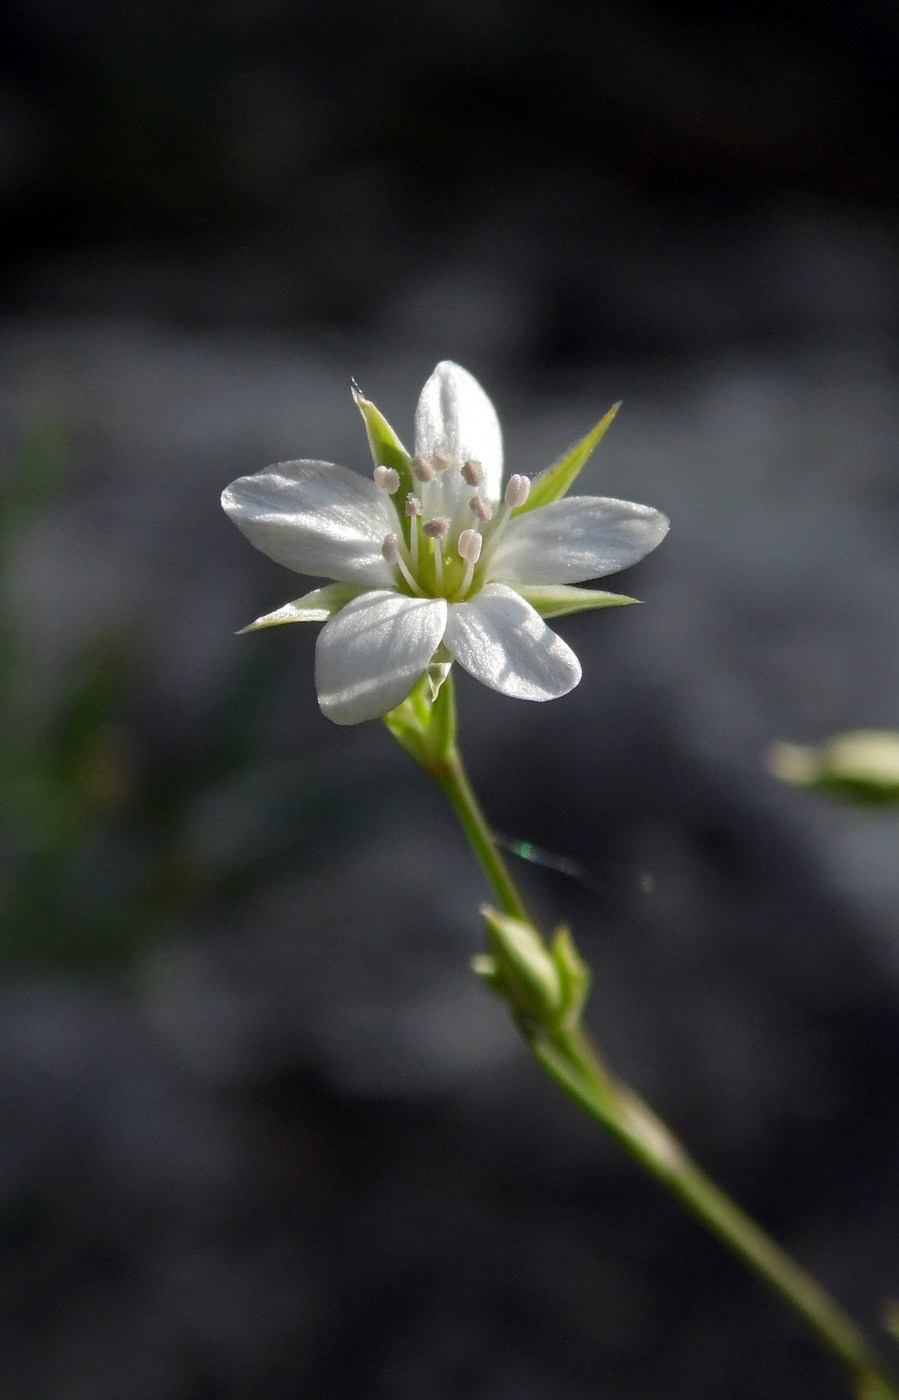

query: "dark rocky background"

left=1, top=0, right=899, bottom=1396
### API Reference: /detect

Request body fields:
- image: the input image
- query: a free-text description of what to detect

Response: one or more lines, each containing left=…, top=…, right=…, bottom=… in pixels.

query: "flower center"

left=374, top=456, right=529, bottom=601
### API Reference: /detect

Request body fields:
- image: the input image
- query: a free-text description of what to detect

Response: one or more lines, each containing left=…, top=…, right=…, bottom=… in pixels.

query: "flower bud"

left=477, top=906, right=565, bottom=1023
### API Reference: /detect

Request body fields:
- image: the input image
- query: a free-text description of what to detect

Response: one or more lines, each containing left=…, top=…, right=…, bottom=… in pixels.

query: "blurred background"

left=2, top=0, right=899, bottom=1396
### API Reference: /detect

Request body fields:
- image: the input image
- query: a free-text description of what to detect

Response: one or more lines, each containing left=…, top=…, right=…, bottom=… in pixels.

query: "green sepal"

left=382, top=661, right=456, bottom=773
left=550, top=924, right=591, bottom=1026
left=769, top=731, right=899, bottom=807
left=517, top=402, right=620, bottom=515
left=238, top=583, right=362, bottom=633
left=515, top=584, right=638, bottom=619
left=352, top=384, right=416, bottom=520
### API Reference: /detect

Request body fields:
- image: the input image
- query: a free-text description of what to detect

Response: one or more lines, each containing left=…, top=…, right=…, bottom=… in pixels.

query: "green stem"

left=428, top=714, right=898, bottom=1399
left=434, top=752, right=532, bottom=925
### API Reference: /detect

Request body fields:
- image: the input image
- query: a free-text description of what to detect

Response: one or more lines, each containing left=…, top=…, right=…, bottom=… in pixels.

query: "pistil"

left=405, top=492, right=422, bottom=573
left=423, top=516, right=449, bottom=593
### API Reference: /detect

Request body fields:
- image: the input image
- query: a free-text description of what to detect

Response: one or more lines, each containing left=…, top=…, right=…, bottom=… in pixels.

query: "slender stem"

left=434, top=749, right=532, bottom=924
left=531, top=1025, right=894, bottom=1391
left=435, top=731, right=898, bottom=1398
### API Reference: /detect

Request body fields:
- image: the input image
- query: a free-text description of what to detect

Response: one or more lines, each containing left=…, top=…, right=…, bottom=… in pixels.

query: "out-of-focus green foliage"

left=0, top=422, right=378, bottom=973
left=769, top=731, right=899, bottom=807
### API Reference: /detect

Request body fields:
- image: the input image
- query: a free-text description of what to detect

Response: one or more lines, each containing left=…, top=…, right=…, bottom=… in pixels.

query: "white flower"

left=221, top=361, right=668, bottom=725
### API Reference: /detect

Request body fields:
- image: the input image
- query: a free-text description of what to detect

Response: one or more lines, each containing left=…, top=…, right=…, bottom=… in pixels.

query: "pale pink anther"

left=374, top=465, right=400, bottom=493
left=461, top=459, right=484, bottom=486
left=457, top=528, right=483, bottom=564
left=412, top=454, right=436, bottom=482
left=504, top=474, right=531, bottom=508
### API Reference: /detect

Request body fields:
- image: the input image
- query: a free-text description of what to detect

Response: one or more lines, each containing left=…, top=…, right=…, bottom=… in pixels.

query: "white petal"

left=445, top=583, right=581, bottom=701
left=315, top=590, right=448, bottom=725
left=414, top=361, right=503, bottom=511
left=222, top=460, right=395, bottom=587
left=488, top=497, right=669, bottom=585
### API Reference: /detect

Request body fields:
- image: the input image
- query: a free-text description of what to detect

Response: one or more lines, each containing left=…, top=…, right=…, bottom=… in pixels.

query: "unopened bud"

left=504, top=474, right=531, bottom=508
left=478, top=906, right=565, bottom=1022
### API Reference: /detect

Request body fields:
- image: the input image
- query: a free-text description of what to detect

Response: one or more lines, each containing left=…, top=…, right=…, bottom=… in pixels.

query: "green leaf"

left=238, top=583, right=362, bottom=633
left=769, top=731, right=899, bottom=807
left=515, top=584, right=638, bottom=619
left=352, top=384, right=416, bottom=513
left=518, top=402, right=620, bottom=515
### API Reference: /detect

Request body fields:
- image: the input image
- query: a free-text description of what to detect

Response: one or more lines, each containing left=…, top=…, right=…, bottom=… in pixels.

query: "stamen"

left=374, top=465, right=400, bottom=493
left=461, top=459, right=483, bottom=486
left=457, top=528, right=482, bottom=564
left=433, top=452, right=452, bottom=473
left=454, top=528, right=482, bottom=600
left=423, top=517, right=450, bottom=541
left=470, top=493, right=493, bottom=522
left=477, top=478, right=528, bottom=576
left=382, top=531, right=423, bottom=596
left=412, top=454, right=436, bottom=482
left=404, top=493, right=422, bottom=516
left=504, top=474, right=531, bottom=508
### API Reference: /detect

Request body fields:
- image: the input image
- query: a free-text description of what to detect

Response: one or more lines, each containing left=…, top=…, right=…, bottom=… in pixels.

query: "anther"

left=374, top=465, right=400, bottom=493
left=423, top=517, right=450, bottom=541
left=504, top=474, right=531, bottom=508
left=433, top=452, right=452, bottom=472
left=457, top=528, right=482, bottom=564
left=405, top=493, right=422, bottom=517
left=470, top=493, right=493, bottom=522
left=461, top=459, right=483, bottom=486
left=412, top=454, right=436, bottom=482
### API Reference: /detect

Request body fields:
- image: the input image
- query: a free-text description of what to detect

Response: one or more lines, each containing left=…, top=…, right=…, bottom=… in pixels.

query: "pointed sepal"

left=382, top=659, right=456, bottom=772
left=550, top=924, right=591, bottom=1026
left=352, top=383, right=416, bottom=515
left=518, top=402, right=620, bottom=515
left=515, top=584, right=638, bottom=619
left=238, top=582, right=363, bottom=633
